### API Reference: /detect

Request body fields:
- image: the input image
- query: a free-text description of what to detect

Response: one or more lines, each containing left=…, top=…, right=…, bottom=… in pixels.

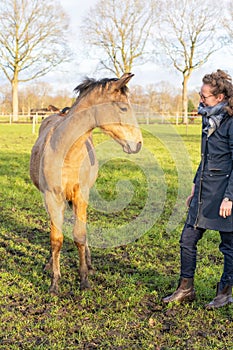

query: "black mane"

left=73, top=77, right=128, bottom=98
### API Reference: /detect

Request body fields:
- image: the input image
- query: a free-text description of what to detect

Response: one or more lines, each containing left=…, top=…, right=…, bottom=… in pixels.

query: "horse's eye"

left=120, top=107, right=127, bottom=112
left=115, top=102, right=128, bottom=112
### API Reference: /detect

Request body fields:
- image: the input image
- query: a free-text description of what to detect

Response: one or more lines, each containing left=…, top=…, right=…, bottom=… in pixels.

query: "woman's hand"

left=186, top=184, right=195, bottom=208
left=219, top=199, right=233, bottom=218
left=186, top=195, right=194, bottom=208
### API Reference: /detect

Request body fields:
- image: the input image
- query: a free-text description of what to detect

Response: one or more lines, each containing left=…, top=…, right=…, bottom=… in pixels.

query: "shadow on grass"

left=0, top=204, right=166, bottom=299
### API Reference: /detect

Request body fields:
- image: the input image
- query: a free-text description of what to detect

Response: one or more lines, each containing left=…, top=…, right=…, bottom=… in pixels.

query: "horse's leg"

left=49, top=220, right=64, bottom=294
left=44, top=254, right=52, bottom=271
left=44, top=190, right=65, bottom=295
left=85, top=240, right=94, bottom=274
left=73, top=188, right=91, bottom=290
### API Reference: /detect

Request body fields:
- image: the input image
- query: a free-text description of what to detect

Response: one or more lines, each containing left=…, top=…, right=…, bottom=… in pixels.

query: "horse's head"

left=85, top=73, right=143, bottom=154
left=98, top=100, right=143, bottom=154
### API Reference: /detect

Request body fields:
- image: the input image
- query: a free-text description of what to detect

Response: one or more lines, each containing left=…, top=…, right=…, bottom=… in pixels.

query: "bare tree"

left=156, top=0, right=226, bottom=123
left=0, top=84, right=12, bottom=114
left=222, top=2, right=233, bottom=44
left=81, top=0, right=159, bottom=77
left=18, top=82, right=73, bottom=115
left=0, top=0, right=70, bottom=120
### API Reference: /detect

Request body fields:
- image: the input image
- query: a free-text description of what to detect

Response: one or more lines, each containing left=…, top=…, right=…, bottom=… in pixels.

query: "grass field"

left=0, top=123, right=233, bottom=349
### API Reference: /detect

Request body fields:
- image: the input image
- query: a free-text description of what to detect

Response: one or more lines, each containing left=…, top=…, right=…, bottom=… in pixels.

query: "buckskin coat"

left=187, top=114, right=233, bottom=232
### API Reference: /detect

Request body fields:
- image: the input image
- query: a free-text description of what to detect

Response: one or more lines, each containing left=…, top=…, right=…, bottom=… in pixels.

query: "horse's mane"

left=73, top=77, right=129, bottom=99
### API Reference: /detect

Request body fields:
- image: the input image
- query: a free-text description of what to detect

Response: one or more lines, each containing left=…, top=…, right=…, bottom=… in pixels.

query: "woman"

left=163, top=70, right=233, bottom=309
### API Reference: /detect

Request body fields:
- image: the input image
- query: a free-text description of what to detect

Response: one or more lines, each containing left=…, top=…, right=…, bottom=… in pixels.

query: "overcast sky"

left=48, top=0, right=233, bottom=94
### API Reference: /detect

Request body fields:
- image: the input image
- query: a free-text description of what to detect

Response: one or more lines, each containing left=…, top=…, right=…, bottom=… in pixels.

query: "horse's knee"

left=50, top=223, right=63, bottom=248
left=51, top=238, right=63, bottom=253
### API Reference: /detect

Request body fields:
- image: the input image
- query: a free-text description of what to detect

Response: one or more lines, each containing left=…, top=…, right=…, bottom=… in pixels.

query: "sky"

left=45, top=0, right=233, bottom=94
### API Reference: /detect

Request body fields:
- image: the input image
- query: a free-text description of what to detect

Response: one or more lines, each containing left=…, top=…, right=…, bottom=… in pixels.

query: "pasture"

left=0, top=123, right=232, bottom=349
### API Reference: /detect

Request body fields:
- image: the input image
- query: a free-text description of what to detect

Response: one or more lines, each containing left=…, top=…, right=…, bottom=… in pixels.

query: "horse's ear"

left=114, top=73, right=134, bottom=90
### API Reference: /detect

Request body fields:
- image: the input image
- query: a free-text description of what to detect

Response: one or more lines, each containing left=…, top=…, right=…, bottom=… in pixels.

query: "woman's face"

left=199, top=84, right=224, bottom=107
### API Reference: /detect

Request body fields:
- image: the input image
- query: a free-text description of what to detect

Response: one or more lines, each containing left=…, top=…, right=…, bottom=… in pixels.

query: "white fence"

left=135, top=112, right=201, bottom=125
left=0, top=112, right=202, bottom=133
left=0, top=113, right=50, bottom=123
left=0, top=113, right=51, bottom=133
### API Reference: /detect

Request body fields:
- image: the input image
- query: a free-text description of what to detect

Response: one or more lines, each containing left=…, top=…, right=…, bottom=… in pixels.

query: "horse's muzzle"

left=124, top=141, right=142, bottom=154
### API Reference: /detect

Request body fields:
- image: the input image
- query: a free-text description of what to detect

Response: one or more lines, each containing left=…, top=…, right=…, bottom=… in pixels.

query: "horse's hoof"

left=88, top=268, right=95, bottom=276
left=80, top=280, right=90, bottom=290
left=49, top=283, right=59, bottom=295
left=43, top=262, right=52, bottom=272
left=50, top=290, right=59, bottom=297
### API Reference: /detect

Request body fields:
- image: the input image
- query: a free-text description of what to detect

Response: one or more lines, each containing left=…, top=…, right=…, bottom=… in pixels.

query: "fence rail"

left=135, top=112, right=201, bottom=125
left=0, top=112, right=51, bottom=124
left=0, top=112, right=202, bottom=123
left=0, top=112, right=202, bottom=133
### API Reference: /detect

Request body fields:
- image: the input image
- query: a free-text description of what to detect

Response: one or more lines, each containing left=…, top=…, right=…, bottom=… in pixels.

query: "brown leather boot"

left=162, top=277, right=196, bottom=303
left=205, top=283, right=233, bottom=309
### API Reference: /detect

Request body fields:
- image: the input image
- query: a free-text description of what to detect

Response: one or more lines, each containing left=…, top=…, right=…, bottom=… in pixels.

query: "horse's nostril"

left=137, top=142, right=142, bottom=152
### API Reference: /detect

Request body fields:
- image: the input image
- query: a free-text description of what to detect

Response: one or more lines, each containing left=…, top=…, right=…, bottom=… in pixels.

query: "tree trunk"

left=182, top=74, right=189, bottom=124
left=12, top=77, right=19, bottom=121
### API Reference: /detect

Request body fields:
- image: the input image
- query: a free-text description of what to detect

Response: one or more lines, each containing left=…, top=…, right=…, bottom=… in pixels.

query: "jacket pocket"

left=207, top=159, right=232, bottom=173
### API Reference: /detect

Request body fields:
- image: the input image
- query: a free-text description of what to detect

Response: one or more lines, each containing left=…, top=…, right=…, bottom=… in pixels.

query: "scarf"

left=198, top=102, right=228, bottom=137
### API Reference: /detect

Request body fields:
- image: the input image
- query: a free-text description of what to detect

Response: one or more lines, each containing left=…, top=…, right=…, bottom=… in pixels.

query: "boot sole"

left=162, top=293, right=196, bottom=304
left=205, top=298, right=233, bottom=310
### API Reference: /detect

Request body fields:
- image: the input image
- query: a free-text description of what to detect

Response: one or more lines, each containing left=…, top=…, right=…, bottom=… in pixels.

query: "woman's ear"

left=217, top=93, right=225, bottom=102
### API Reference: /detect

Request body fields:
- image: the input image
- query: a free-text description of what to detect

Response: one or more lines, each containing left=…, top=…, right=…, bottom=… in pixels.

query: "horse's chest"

left=62, top=158, right=98, bottom=191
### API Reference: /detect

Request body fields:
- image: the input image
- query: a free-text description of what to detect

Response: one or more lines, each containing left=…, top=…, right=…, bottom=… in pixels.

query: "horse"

left=47, top=104, right=60, bottom=113
left=30, top=73, right=143, bottom=294
left=30, top=105, right=60, bottom=121
left=31, top=105, right=60, bottom=114
left=30, top=107, right=48, bottom=115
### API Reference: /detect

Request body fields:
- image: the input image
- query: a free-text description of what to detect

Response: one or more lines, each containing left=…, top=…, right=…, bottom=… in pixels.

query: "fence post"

left=161, top=113, right=164, bottom=124
left=176, top=112, right=179, bottom=125
left=32, top=115, right=36, bottom=134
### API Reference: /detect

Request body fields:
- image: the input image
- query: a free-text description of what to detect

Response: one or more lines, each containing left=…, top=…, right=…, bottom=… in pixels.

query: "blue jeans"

left=180, top=224, right=233, bottom=288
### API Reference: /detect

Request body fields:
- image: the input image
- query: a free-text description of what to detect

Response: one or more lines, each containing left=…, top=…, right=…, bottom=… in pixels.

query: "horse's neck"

left=49, top=107, right=96, bottom=157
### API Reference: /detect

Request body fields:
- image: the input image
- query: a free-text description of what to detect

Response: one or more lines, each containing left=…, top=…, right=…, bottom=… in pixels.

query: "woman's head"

left=199, top=69, right=233, bottom=114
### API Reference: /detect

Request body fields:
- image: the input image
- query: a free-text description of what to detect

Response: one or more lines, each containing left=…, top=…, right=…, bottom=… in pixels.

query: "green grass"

left=0, top=123, right=233, bottom=349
